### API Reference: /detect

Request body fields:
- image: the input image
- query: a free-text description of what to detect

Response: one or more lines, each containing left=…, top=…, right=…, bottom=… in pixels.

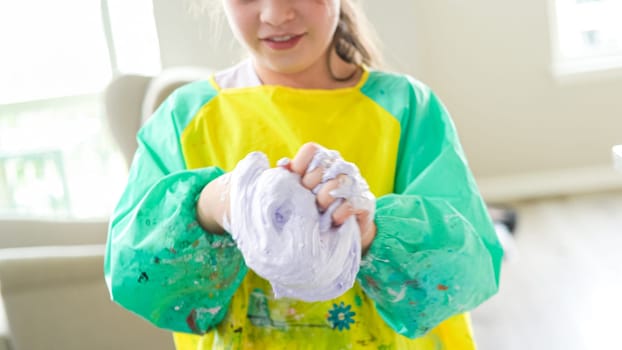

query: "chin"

left=260, top=55, right=318, bottom=75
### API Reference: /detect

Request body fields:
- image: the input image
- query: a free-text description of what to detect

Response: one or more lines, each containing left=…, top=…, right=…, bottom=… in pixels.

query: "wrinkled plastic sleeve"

left=104, top=91, right=247, bottom=334
left=357, top=84, right=503, bottom=338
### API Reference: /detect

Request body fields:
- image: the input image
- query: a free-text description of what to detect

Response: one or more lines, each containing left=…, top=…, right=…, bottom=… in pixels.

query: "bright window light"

left=551, top=0, right=622, bottom=76
left=106, top=0, right=162, bottom=76
left=0, top=1, right=112, bottom=104
left=0, top=0, right=161, bottom=219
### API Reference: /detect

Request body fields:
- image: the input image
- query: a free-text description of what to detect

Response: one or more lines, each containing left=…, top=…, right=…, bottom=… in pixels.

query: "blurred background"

left=0, top=0, right=620, bottom=349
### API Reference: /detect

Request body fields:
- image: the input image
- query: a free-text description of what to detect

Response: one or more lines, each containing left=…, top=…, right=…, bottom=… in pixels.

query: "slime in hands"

left=224, top=149, right=375, bottom=302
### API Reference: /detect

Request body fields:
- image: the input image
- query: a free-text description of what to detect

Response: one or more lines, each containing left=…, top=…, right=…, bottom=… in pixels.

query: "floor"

left=471, top=191, right=622, bottom=350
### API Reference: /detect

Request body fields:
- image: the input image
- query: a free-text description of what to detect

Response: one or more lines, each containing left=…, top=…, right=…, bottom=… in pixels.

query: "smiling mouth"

left=261, top=34, right=305, bottom=50
left=268, top=35, right=299, bottom=42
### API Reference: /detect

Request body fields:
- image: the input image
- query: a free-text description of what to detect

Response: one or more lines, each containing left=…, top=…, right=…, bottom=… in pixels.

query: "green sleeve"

left=357, top=77, right=503, bottom=338
left=104, top=83, right=248, bottom=334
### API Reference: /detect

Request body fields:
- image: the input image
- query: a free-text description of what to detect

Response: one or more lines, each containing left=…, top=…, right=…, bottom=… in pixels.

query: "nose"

left=260, top=0, right=295, bottom=27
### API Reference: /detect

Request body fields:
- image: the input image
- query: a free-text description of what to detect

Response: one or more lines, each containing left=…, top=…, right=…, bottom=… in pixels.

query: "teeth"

left=271, top=35, right=294, bottom=42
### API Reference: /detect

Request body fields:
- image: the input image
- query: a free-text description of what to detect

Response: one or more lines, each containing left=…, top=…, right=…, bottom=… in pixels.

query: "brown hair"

left=333, top=0, right=382, bottom=69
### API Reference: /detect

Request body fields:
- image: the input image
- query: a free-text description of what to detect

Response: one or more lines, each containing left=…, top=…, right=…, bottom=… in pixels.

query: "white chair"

left=0, top=66, right=213, bottom=350
left=104, top=66, right=213, bottom=166
left=0, top=219, right=175, bottom=350
left=0, top=245, right=174, bottom=350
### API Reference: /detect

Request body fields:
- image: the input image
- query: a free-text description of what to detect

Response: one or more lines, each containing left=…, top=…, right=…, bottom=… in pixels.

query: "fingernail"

left=277, top=157, right=292, bottom=171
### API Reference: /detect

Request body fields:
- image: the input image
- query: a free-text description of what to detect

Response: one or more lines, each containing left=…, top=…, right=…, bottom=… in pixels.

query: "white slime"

left=224, top=149, right=375, bottom=302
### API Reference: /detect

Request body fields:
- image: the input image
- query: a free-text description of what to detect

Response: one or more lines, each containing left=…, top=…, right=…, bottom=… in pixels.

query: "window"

left=550, top=0, right=622, bottom=76
left=0, top=0, right=161, bottom=219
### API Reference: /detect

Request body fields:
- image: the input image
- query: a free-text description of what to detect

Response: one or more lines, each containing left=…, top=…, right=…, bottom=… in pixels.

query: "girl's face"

left=223, top=0, right=340, bottom=76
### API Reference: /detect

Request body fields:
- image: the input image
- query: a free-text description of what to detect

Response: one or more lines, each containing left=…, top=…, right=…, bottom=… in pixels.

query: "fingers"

left=331, top=200, right=373, bottom=229
left=301, top=165, right=324, bottom=190
left=287, top=143, right=374, bottom=232
left=331, top=200, right=354, bottom=226
left=290, top=142, right=320, bottom=176
left=316, top=174, right=349, bottom=210
left=332, top=201, right=377, bottom=254
left=355, top=209, right=373, bottom=227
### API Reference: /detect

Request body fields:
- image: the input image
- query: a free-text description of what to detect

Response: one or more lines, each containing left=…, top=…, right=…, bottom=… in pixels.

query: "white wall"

left=152, top=0, right=622, bottom=201
left=152, top=0, right=238, bottom=68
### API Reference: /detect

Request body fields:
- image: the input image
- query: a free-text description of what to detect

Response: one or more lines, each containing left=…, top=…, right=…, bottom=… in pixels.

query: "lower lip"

left=262, top=35, right=303, bottom=50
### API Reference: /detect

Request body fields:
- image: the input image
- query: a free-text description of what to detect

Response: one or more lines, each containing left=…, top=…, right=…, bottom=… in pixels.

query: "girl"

left=104, top=0, right=503, bottom=349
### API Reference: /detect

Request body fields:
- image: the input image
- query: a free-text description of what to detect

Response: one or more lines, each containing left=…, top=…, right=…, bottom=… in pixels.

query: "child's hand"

left=284, top=142, right=377, bottom=253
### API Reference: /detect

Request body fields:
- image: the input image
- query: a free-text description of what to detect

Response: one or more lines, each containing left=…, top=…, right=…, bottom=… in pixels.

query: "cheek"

left=312, top=1, right=340, bottom=36
left=223, top=1, right=255, bottom=37
left=223, top=3, right=257, bottom=43
left=314, top=0, right=340, bottom=20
